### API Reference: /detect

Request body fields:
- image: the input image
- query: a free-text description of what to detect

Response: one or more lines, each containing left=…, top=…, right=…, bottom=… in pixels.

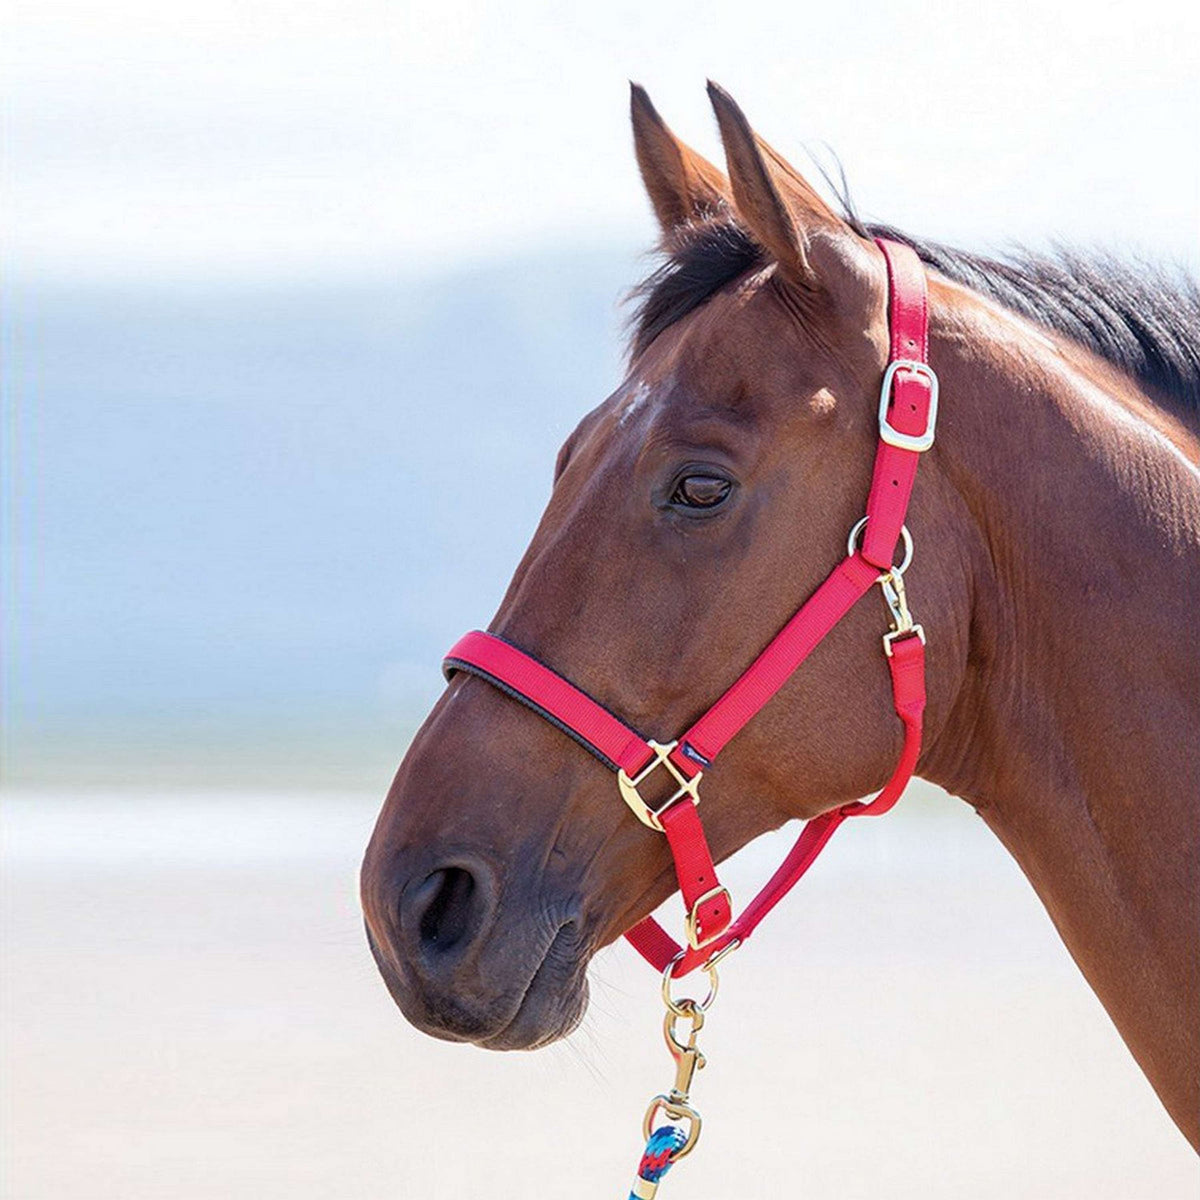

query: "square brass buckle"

left=617, top=739, right=702, bottom=832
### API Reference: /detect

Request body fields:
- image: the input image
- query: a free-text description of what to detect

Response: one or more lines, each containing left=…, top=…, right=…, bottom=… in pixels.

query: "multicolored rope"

left=628, top=1124, right=689, bottom=1199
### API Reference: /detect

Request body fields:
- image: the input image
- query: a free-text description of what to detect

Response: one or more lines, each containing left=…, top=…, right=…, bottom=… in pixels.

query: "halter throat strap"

left=443, top=238, right=935, bottom=977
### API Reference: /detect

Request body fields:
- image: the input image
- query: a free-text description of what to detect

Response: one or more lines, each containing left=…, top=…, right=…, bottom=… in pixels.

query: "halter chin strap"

left=443, top=239, right=936, bottom=977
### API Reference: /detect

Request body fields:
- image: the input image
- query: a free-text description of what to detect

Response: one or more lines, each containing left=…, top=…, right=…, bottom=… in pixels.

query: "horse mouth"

left=368, top=918, right=589, bottom=1051
left=477, top=923, right=590, bottom=1051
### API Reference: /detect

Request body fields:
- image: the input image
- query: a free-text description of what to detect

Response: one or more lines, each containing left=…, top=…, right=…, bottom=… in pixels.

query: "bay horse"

left=362, top=83, right=1200, bottom=1151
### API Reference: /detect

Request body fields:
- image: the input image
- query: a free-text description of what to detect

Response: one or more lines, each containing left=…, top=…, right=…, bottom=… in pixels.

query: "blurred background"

left=3, top=1, right=1198, bottom=1197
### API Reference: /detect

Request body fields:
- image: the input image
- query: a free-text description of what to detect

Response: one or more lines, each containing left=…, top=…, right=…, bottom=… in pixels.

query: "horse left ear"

left=707, top=81, right=862, bottom=294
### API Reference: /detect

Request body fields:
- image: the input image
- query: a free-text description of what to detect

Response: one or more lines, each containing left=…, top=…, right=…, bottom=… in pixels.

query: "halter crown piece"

left=442, top=239, right=937, bottom=1196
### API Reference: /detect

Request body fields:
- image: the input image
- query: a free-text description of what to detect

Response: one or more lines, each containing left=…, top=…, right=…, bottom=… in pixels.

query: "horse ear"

left=631, top=83, right=730, bottom=235
left=706, top=81, right=851, bottom=288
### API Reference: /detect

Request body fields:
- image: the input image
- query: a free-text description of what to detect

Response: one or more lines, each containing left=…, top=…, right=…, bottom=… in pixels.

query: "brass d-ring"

left=847, top=516, right=913, bottom=577
left=661, top=950, right=719, bottom=1016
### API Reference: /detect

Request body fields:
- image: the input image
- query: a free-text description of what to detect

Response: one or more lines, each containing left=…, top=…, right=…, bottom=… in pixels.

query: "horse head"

left=360, top=84, right=973, bottom=1049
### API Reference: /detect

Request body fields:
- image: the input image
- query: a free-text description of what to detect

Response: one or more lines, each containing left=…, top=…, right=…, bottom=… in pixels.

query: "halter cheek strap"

left=442, top=239, right=936, bottom=978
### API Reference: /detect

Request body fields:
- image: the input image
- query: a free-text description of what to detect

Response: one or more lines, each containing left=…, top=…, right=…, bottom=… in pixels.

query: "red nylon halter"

left=443, top=238, right=936, bottom=978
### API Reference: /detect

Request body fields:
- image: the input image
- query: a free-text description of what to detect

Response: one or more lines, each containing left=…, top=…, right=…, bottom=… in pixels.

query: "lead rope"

left=628, top=950, right=730, bottom=1198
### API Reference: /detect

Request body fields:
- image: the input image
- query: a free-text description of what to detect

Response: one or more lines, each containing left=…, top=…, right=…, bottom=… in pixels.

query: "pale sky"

left=5, top=0, right=1198, bottom=281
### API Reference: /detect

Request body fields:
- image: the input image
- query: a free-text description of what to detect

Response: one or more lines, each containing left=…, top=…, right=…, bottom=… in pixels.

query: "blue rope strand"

left=628, top=1125, right=688, bottom=1199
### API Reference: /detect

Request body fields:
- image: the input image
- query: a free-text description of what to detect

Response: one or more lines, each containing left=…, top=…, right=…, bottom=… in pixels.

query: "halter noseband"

left=443, top=238, right=936, bottom=979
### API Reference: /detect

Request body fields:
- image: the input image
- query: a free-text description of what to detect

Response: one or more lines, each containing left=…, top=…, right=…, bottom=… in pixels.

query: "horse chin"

left=478, top=957, right=589, bottom=1052
left=370, top=919, right=590, bottom=1051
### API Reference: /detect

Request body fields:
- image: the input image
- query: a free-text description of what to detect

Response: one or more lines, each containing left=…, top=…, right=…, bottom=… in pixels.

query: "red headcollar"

left=444, top=239, right=936, bottom=977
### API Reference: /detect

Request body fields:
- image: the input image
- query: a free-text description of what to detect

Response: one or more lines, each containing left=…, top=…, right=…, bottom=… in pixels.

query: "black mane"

left=631, top=214, right=1200, bottom=414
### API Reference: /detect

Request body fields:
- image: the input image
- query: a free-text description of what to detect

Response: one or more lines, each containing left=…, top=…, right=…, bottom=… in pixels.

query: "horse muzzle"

left=361, top=844, right=590, bottom=1050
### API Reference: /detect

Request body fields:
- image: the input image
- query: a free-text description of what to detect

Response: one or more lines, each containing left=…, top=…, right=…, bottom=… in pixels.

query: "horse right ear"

left=706, top=81, right=853, bottom=291
left=630, top=83, right=730, bottom=235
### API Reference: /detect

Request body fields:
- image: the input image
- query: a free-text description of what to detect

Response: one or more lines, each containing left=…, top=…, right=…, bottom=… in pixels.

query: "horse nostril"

left=411, top=866, right=480, bottom=955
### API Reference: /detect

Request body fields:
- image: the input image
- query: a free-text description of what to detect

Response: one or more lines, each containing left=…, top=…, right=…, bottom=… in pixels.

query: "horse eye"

left=670, top=474, right=732, bottom=509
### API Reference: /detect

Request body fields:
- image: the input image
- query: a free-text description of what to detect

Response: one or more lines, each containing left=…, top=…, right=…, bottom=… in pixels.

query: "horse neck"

left=917, top=280, right=1200, bottom=1141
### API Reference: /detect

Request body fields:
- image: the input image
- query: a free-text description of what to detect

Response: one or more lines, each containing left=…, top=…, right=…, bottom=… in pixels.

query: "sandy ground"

left=3, top=787, right=1196, bottom=1199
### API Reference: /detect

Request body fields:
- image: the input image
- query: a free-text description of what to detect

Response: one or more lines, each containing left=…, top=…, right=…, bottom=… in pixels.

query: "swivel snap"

left=878, top=567, right=926, bottom=656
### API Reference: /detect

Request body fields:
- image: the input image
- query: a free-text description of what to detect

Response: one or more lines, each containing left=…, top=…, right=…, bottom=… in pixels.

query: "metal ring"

left=702, top=938, right=741, bottom=972
left=662, top=950, right=719, bottom=1015
left=846, top=517, right=913, bottom=577
left=642, top=1096, right=703, bottom=1158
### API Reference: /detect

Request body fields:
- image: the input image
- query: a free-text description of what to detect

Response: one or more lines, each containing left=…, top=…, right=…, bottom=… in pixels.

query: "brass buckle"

left=617, top=739, right=702, bottom=832
left=683, top=886, right=731, bottom=951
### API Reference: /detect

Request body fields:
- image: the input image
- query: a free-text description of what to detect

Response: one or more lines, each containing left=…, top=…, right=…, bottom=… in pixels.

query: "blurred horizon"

left=4, top=0, right=1198, bottom=789
left=3, top=239, right=639, bottom=787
